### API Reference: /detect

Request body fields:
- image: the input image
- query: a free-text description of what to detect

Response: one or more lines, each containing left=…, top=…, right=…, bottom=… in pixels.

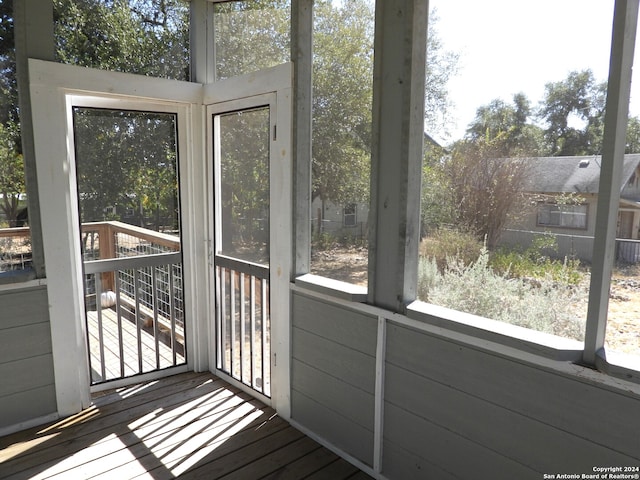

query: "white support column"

left=291, top=0, right=313, bottom=277
left=14, top=0, right=54, bottom=278
left=368, top=0, right=427, bottom=312
left=584, top=0, right=639, bottom=365
left=190, top=0, right=214, bottom=84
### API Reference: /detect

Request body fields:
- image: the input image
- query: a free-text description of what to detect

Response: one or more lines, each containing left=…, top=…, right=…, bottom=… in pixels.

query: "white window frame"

left=343, top=203, right=357, bottom=227
left=294, top=0, right=640, bottom=384
left=537, top=202, right=588, bottom=230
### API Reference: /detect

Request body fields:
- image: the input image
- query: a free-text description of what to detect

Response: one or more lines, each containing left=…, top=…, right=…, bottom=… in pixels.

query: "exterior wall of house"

left=500, top=193, right=599, bottom=261
left=508, top=193, right=599, bottom=237
left=0, top=284, right=57, bottom=433
left=290, top=287, right=640, bottom=480
left=311, top=198, right=368, bottom=241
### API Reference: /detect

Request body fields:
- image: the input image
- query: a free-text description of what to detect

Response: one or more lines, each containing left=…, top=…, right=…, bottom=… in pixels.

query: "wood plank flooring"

left=0, top=372, right=371, bottom=480
left=86, top=307, right=185, bottom=383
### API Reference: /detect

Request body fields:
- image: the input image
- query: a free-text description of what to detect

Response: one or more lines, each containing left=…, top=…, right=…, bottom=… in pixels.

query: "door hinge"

left=273, top=124, right=277, bottom=141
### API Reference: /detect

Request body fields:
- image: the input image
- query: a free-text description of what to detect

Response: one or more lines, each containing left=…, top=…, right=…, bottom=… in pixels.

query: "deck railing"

left=0, top=227, right=32, bottom=272
left=81, top=221, right=185, bottom=384
left=215, top=254, right=270, bottom=397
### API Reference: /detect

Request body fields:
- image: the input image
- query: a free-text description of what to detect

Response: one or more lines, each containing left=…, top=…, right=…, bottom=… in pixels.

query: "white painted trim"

left=271, top=79, right=293, bottom=420
left=30, top=72, right=90, bottom=416
left=373, top=315, right=387, bottom=473
left=202, top=63, right=292, bottom=105
left=0, top=412, right=60, bottom=438
left=84, top=252, right=182, bottom=274
left=0, top=278, right=47, bottom=292
left=29, top=59, right=202, bottom=103
left=205, top=63, right=293, bottom=419
left=182, top=99, right=211, bottom=374
left=89, top=365, right=190, bottom=394
left=28, top=59, right=209, bottom=416
left=212, top=368, right=273, bottom=406
left=295, top=273, right=367, bottom=302
left=288, top=417, right=387, bottom=480
left=291, top=282, right=640, bottom=396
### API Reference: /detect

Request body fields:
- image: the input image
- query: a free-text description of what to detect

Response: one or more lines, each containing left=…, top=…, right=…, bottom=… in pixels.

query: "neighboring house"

left=501, top=154, right=640, bottom=261
left=311, top=197, right=368, bottom=241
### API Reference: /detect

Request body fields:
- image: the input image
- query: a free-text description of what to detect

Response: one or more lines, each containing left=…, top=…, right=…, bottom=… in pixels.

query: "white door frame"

left=29, top=59, right=292, bottom=419
left=29, top=59, right=209, bottom=415
left=204, top=63, right=293, bottom=419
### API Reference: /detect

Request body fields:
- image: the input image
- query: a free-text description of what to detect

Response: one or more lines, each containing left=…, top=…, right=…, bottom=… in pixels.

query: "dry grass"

left=309, top=245, right=640, bottom=356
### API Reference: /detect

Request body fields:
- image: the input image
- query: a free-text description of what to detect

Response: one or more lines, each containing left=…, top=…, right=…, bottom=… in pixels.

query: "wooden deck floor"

left=0, top=372, right=372, bottom=480
left=86, top=306, right=185, bottom=383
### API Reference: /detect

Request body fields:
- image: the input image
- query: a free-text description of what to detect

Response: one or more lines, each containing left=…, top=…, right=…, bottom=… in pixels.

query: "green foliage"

left=465, top=93, right=546, bottom=157
left=53, top=0, right=190, bottom=80
left=73, top=108, right=179, bottom=231
left=490, top=238, right=583, bottom=286
left=419, top=247, right=586, bottom=340
left=538, top=69, right=606, bottom=156
left=312, top=0, right=374, bottom=206
left=424, top=8, right=459, bottom=135
left=421, top=141, right=456, bottom=233
left=417, top=255, right=439, bottom=298
left=214, top=0, right=290, bottom=80
left=0, top=121, right=25, bottom=225
left=419, top=228, right=483, bottom=273
left=625, top=117, right=640, bottom=153
left=219, top=108, right=270, bottom=254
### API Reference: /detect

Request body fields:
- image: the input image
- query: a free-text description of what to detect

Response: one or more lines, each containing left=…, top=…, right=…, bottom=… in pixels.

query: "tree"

left=0, top=121, right=25, bottom=226
left=312, top=1, right=458, bottom=209
left=625, top=117, right=640, bottom=154
left=0, top=0, right=17, bottom=127
left=465, top=93, right=546, bottom=157
left=421, top=137, right=455, bottom=235
left=421, top=94, right=542, bottom=244
left=424, top=8, right=459, bottom=136
left=444, top=140, right=530, bottom=248
left=213, top=0, right=290, bottom=80
left=312, top=0, right=374, bottom=207
left=54, top=0, right=189, bottom=80
left=53, top=1, right=189, bottom=232
left=538, top=69, right=607, bottom=156
left=73, top=108, right=179, bottom=231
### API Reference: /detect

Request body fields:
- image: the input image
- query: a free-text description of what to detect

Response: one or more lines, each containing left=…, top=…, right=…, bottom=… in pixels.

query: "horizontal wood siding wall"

left=383, top=321, right=640, bottom=480
left=0, top=286, right=56, bottom=430
left=291, top=291, right=377, bottom=466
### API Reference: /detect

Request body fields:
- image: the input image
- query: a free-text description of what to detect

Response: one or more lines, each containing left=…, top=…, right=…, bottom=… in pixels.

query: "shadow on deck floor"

left=0, top=371, right=372, bottom=480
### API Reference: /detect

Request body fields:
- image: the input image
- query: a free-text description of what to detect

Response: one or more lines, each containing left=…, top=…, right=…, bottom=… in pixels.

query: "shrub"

left=419, top=247, right=586, bottom=341
left=419, top=228, right=483, bottom=273
left=417, top=255, right=439, bottom=299
left=490, top=234, right=583, bottom=285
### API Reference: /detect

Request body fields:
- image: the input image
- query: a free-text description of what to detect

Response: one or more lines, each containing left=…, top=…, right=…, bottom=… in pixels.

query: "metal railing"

left=81, top=221, right=186, bottom=384
left=215, top=254, right=270, bottom=398
left=0, top=227, right=32, bottom=272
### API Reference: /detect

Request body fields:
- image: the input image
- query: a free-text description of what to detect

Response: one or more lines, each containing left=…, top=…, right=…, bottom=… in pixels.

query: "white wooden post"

left=584, top=0, right=639, bottom=365
left=14, top=0, right=53, bottom=278
left=292, top=0, right=313, bottom=277
left=368, top=0, right=428, bottom=312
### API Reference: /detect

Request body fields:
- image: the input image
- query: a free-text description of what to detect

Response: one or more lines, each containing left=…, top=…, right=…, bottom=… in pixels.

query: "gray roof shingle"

left=522, top=154, right=640, bottom=194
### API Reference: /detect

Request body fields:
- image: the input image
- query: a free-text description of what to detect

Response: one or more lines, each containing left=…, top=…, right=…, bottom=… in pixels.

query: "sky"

left=430, top=0, right=639, bottom=142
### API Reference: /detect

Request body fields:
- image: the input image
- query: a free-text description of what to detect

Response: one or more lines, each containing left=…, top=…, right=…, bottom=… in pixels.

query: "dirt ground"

left=310, top=246, right=369, bottom=286
left=311, top=246, right=640, bottom=356
left=607, top=265, right=640, bottom=354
